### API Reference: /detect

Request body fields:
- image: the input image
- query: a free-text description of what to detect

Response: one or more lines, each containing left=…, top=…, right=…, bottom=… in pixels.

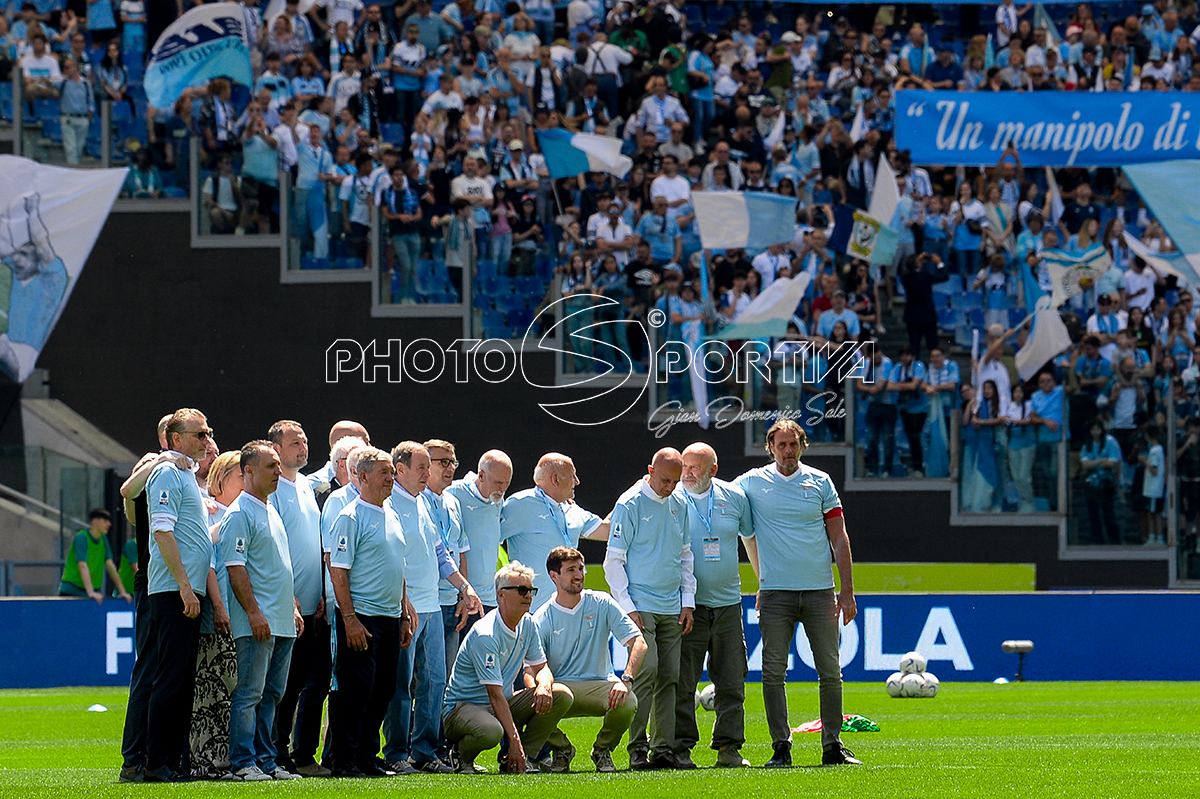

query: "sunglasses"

left=185, top=429, right=213, bottom=441
left=500, top=585, right=538, bottom=597
left=433, top=457, right=459, bottom=468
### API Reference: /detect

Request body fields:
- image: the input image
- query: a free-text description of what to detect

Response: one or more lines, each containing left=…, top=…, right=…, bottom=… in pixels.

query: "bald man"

left=446, top=450, right=515, bottom=618
left=603, top=449, right=695, bottom=771
left=672, top=443, right=753, bottom=768
left=307, top=421, right=371, bottom=491
left=500, top=453, right=611, bottom=612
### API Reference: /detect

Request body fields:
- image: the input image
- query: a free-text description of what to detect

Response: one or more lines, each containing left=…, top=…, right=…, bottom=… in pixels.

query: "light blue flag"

left=536, top=129, right=632, bottom=179
left=924, top=393, right=950, bottom=479
left=144, top=4, right=252, bottom=110
left=1020, top=260, right=1046, bottom=310
left=1124, top=161, right=1200, bottom=285
left=690, top=191, right=798, bottom=251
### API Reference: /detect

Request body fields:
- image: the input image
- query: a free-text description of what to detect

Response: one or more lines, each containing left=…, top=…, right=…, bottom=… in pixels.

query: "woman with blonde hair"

left=189, top=451, right=242, bottom=779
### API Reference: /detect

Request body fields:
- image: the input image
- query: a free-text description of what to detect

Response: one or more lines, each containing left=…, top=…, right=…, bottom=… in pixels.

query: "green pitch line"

left=583, top=563, right=1037, bottom=594
left=1, top=682, right=1196, bottom=798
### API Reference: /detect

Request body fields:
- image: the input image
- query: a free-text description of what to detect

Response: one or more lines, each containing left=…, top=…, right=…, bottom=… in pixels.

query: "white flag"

left=1015, top=303, right=1072, bottom=381
left=1041, top=245, right=1111, bottom=308
left=0, top=156, right=126, bottom=381
left=868, top=156, right=900, bottom=227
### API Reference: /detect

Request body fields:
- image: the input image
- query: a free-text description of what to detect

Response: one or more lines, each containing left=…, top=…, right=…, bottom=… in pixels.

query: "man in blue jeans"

left=383, top=441, right=482, bottom=773
left=221, top=441, right=302, bottom=781
left=736, top=420, right=861, bottom=768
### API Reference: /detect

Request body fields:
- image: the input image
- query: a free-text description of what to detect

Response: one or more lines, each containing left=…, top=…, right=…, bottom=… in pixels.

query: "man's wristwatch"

left=621, top=674, right=634, bottom=684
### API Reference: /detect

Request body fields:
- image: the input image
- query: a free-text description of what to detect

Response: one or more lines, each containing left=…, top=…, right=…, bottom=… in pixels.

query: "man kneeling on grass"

left=532, top=546, right=647, bottom=773
left=442, top=561, right=574, bottom=774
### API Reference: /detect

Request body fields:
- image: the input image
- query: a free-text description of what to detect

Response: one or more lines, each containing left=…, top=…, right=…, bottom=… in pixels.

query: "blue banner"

left=143, top=4, right=253, bottom=110
left=5, top=592, right=1200, bottom=688
left=894, top=90, right=1200, bottom=168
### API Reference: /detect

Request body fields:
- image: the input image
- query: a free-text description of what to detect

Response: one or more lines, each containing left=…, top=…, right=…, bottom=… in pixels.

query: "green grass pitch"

left=2, top=682, right=1197, bottom=798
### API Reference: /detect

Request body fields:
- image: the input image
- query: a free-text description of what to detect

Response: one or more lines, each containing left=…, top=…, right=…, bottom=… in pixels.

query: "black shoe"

left=629, top=749, right=654, bottom=771
left=358, top=758, right=394, bottom=777
left=142, top=766, right=189, bottom=783
left=650, top=752, right=696, bottom=770
left=329, top=762, right=366, bottom=779
left=822, top=744, right=862, bottom=766
left=412, top=759, right=453, bottom=774
left=118, top=765, right=144, bottom=783
left=764, top=742, right=792, bottom=768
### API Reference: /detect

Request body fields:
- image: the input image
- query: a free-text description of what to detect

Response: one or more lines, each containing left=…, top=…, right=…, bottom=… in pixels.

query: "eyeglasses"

left=500, top=585, right=539, bottom=597
left=433, top=457, right=459, bottom=468
left=185, top=429, right=213, bottom=441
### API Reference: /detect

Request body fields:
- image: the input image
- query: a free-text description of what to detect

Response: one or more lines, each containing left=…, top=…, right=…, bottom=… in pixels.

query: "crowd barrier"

left=3, top=592, right=1197, bottom=689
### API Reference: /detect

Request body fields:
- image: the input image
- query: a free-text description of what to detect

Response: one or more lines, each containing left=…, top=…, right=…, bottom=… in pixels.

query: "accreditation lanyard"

left=683, top=489, right=714, bottom=536
left=536, top=487, right=572, bottom=547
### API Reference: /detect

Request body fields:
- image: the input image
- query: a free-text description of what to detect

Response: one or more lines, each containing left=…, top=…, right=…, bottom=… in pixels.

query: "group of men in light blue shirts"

left=128, top=409, right=862, bottom=780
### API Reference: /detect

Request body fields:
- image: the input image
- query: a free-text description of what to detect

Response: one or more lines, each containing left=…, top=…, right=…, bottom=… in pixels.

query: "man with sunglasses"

left=383, top=442, right=482, bottom=774
left=533, top=546, right=647, bottom=773
left=142, top=409, right=217, bottom=782
left=603, top=448, right=695, bottom=771
left=501, top=453, right=611, bottom=612
left=443, top=562, right=574, bottom=774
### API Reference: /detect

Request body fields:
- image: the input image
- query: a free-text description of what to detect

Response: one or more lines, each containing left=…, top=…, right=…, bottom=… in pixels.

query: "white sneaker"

left=268, top=766, right=302, bottom=780
left=230, top=766, right=272, bottom=782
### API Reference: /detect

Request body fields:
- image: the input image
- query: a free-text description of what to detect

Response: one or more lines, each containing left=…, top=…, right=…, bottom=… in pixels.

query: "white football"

left=885, top=672, right=905, bottom=698
left=921, top=673, right=940, bottom=698
left=699, top=683, right=717, bottom=712
left=900, top=651, right=927, bottom=674
left=900, top=672, right=926, bottom=698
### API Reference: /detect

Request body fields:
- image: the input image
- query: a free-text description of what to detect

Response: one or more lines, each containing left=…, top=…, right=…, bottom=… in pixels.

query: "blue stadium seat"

left=514, top=276, right=545, bottom=297
left=707, top=4, right=733, bottom=25
left=40, top=118, right=62, bottom=142
left=380, top=122, right=404, bottom=145
left=110, top=102, right=132, bottom=121
left=494, top=293, right=526, bottom=312
left=482, top=310, right=506, bottom=331
left=958, top=291, right=983, bottom=310
left=966, top=308, right=985, bottom=328
left=476, top=259, right=497, bottom=279
left=335, top=257, right=364, bottom=269
left=478, top=276, right=502, bottom=295
left=163, top=187, right=187, bottom=199
left=0, top=83, right=13, bottom=122
left=937, top=307, right=963, bottom=330
left=682, top=4, right=703, bottom=25
left=507, top=308, right=534, bottom=329
left=1008, top=307, right=1028, bottom=327
left=493, top=276, right=514, bottom=295
left=32, top=99, right=60, bottom=120
left=301, top=257, right=332, bottom=270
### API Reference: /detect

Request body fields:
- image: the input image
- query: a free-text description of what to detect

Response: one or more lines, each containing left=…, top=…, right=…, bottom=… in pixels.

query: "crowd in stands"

left=5, top=0, right=1200, bottom=551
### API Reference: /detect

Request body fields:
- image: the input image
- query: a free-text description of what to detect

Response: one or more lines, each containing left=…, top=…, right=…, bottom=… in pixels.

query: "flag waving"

left=690, top=192, right=797, bottom=251
left=0, top=157, right=127, bottom=382
left=1015, top=297, right=1072, bottom=381
left=707, top=273, right=812, bottom=341
left=144, top=4, right=253, bottom=110
left=1040, top=245, right=1111, bottom=308
left=536, top=129, right=632, bottom=179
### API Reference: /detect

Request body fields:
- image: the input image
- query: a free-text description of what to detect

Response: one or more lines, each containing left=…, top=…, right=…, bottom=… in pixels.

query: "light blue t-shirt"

left=606, top=481, right=692, bottom=616
left=390, top=484, right=442, bottom=615
left=501, top=487, right=603, bottom=611
left=687, top=50, right=714, bottom=102
left=270, top=475, right=323, bottom=615
left=735, top=463, right=841, bottom=592
left=329, top=497, right=407, bottom=618
left=443, top=610, right=545, bottom=712
left=816, top=308, right=861, bottom=339
left=890, top=359, right=930, bottom=413
left=532, top=590, right=639, bottom=682
left=1030, top=385, right=1066, bottom=442
left=446, top=472, right=503, bottom=607
left=220, top=492, right=297, bottom=640
left=425, top=488, right=470, bottom=607
left=635, top=213, right=681, bottom=263
left=676, top=479, right=753, bottom=609
left=147, top=457, right=211, bottom=597
left=320, top=482, right=359, bottom=609
left=925, top=360, right=961, bottom=409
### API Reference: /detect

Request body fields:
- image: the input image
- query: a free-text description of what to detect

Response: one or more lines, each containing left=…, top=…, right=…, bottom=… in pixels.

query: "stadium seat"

left=32, top=99, right=60, bottom=120
left=0, top=83, right=13, bottom=122
left=514, top=276, right=545, bottom=297
left=380, top=123, right=404, bottom=145
left=301, top=256, right=332, bottom=270
left=163, top=187, right=187, bottom=199
left=966, top=309, right=985, bottom=329
left=476, top=259, right=498, bottom=279
left=507, top=308, right=534, bottom=330
left=335, top=257, right=365, bottom=270
left=1008, top=307, right=1028, bottom=327
left=683, top=4, right=704, bottom=25
left=110, top=102, right=132, bottom=121
left=937, top=307, right=963, bottom=330
left=40, top=118, right=62, bottom=142
left=959, top=291, right=983, bottom=310
left=707, top=4, right=733, bottom=25
left=494, top=293, right=526, bottom=312
left=482, top=310, right=506, bottom=331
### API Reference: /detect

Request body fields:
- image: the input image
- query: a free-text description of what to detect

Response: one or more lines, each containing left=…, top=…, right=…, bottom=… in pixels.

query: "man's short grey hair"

left=356, top=447, right=392, bottom=475
left=331, top=435, right=367, bottom=464
left=495, top=560, right=535, bottom=596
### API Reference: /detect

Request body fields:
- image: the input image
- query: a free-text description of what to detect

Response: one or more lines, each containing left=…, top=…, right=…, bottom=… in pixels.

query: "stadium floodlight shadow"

left=1002, top=640, right=1035, bottom=682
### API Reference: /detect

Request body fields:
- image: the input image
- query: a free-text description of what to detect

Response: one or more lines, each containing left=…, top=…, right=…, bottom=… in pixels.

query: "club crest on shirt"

left=158, top=490, right=169, bottom=505
left=235, top=536, right=246, bottom=554
left=337, top=535, right=348, bottom=552
left=484, top=653, right=496, bottom=669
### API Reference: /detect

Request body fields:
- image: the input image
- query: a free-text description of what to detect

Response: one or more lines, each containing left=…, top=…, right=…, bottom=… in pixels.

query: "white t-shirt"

left=202, top=175, right=239, bottom=212
left=340, top=173, right=374, bottom=226
left=320, top=0, right=364, bottom=29
left=421, top=89, right=464, bottom=117
left=1122, top=268, right=1157, bottom=312
left=450, top=174, right=493, bottom=204
left=595, top=218, right=634, bottom=265
left=649, top=174, right=690, bottom=220
left=21, top=54, right=62, bottom=81
left=525, top=66, right=558, bottom=107
left=752, top=250, right=790, bottom=292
